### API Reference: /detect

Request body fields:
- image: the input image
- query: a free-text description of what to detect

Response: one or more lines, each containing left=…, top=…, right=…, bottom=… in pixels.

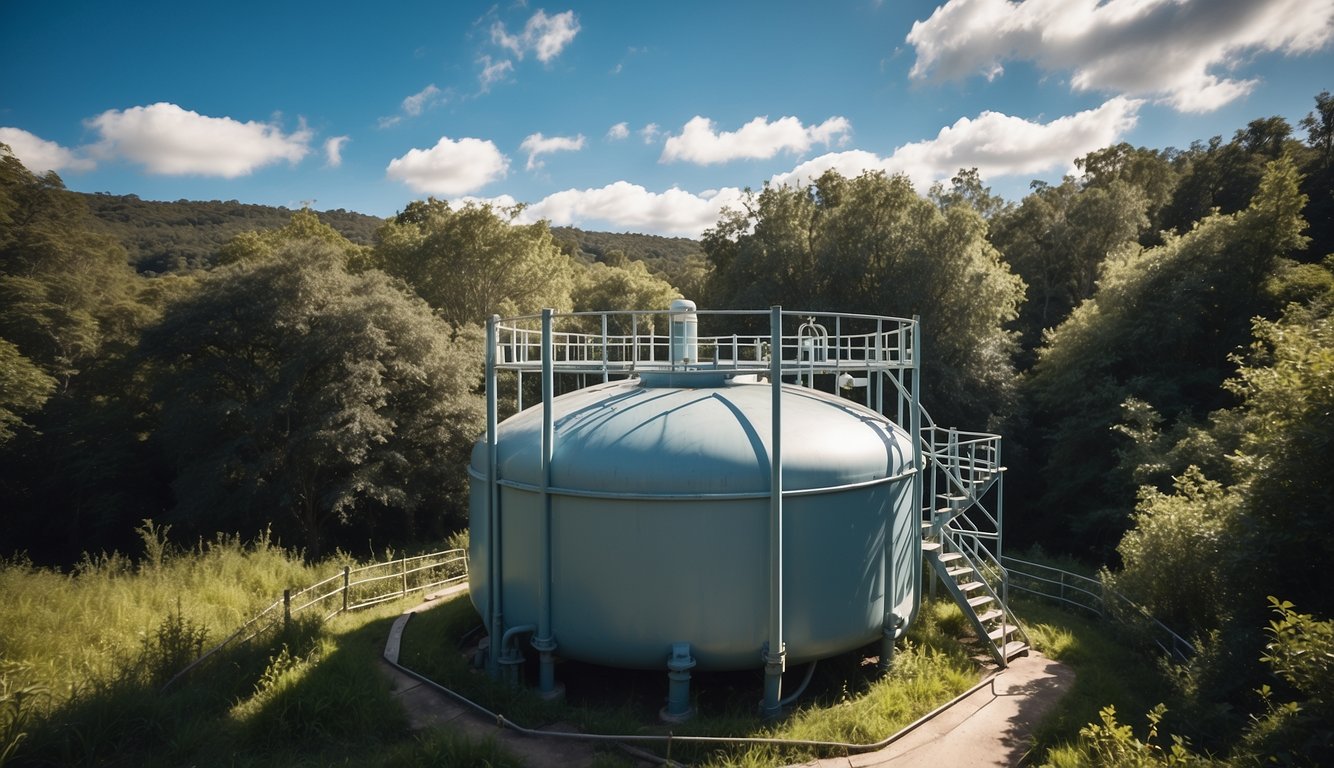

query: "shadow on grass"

left=10, top=603, right=502, bottom=768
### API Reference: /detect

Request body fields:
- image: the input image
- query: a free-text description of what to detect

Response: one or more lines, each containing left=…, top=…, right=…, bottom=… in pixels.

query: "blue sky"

left=2, top=0, right=1332, bottom=237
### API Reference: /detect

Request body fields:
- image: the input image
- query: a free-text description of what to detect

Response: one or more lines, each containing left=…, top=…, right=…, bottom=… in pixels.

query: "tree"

left=570, top=259, right=680, bottom=334
left=929, top=167, right=1010, bottom=220
left=0, top=337, right=54, bottom=444
left=991, top=177, right=1149, bottom=354
left=141, top=240, right=484, bottom=556
left=218, top=207, right=371, bottom=269
left=1300, top=91, right=1334, bottom=168
left=1023, top=156, right=1309, bottom=554
left=374, top=199, right=574, bottom=327
left=703, top=170, right=1025, bottom=427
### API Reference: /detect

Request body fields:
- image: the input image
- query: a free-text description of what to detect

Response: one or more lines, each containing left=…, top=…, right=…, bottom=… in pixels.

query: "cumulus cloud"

left=520, top=132, right=585, bottom=170
left=324, top=136, right=349, bottom=168
left=661, top=115, right=852, bottom=165
left=492, top=9, right=580, bottom=63
left=87, top=103, right=310, bottom=177
left=385, top=136, right=509, bottom=195
left=640, top=123, right=661, bottom=145
left=521, top=181, right=747, bottom=237
left=772, top=97, right=1142, bottom=190
left=906, top=0, right=1334, bottom=112
left=0, top=127, right=95, bottom=174
left=606, top=122, right=630, bottom=140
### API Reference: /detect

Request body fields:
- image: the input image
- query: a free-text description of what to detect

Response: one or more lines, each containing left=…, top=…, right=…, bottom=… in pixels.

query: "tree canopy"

left=141, top=239, right=484, bottom=557
left=703, top=169, right=1025, bottom=427
left=374, top=199, right=574, bottom=328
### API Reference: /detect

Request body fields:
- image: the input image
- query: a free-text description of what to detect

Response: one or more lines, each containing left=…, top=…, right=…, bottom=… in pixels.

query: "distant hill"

left=550, top=226, right=707, bottom=293
left=76, top=194, right=708, bottom=287
left=79, top=193, right=384, bottom=273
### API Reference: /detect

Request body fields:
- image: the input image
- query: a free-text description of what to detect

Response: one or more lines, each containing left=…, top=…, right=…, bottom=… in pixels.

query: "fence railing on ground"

left=1000, top=555, right=1195, bottom=663
left=161, top=548, right=469, bottom=691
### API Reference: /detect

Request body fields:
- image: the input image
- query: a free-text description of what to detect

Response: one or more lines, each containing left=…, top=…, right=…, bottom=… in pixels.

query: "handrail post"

left=762, top=305, right=786, bottom=718
left=401, top=555, right=408, bottom=596
left=342, top=566, right=350, bottom=613
left=533, top=308, right=562, bottom=700
left=283, top=589, right=291, bottom=630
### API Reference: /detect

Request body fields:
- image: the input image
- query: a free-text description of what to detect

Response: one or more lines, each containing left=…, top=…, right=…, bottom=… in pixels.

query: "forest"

left=2, top=92, right=1332, bottom=764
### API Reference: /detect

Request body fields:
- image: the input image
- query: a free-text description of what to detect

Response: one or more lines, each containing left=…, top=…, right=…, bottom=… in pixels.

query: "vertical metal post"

left=762, top=305, right=786, bottom=718
left=533, top=308, right=562, bottom=699
left=283, top=589, right=291, bottom=630
left=486, top=315, right=503, bottom=679
left=401, top=555, right=408, bottom=596
left=909, top=317, right=924, bottom=628
left=601, top=313, right=609, bottom=383
left=342, top=566, right=350, bottom=613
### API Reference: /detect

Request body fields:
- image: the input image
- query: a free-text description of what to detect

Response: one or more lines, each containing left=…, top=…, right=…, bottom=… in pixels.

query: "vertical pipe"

left=486, top=315, right=502, bottom=679
left=601, top=313, right=609, bottom=383
left=762, top=305, right=786, bottom=717
left=533, top=308, right=561, bottom=698
left=342, top=566, right=350, bottom=613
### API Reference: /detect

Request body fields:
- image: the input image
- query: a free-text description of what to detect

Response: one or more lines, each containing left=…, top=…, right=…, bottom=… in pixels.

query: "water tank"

left=468, top=373, right=918, bottom=671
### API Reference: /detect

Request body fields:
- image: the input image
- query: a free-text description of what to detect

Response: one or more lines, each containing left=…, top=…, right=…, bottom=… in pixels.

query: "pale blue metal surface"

left=468, top=375, right=917, bottom=671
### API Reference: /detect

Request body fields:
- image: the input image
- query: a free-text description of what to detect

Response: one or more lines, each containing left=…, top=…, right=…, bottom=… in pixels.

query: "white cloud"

left=324, top=136, right=349, bottom=168
left=520, top=132, right=585, bottom=171
left=492, top=9, right=580, bottom=64
left=606, top=122, right=630, bottom=140
left=640, top=123, right=661, bottom=145
left=385, top=136, right=509, bottom=195
left=87, top=103, right=310, bottom=177
left=521, top=181, right=747, bottom=237
left=906, top=0, right=1334, bottom=113
left=772, top=98, right=1142, bottom=190
left=0, top=127, right=95, bottom=174
left=661, top=115, right=852, bottom=165
left=402, top=84, right=443, bottom=116
left=478, top=55, right=515, bottom=92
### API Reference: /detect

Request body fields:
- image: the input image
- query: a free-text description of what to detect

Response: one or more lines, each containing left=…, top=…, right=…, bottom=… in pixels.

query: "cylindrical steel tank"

left=468, top=372, right=918, bottom=671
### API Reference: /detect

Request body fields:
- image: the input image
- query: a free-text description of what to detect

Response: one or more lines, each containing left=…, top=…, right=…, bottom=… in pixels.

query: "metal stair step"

left=945, top=566, right=971, bottom=578
left=975, top=609, right=1003, bottom=624
left=957, top=580, right=985, bottom=593
left=966, top=595, right=994, bottom=609
left=936, top=552, right=964, bottom=564
left=987, top=624, right=1019, bottom=642
left=1002, top=641, right=1029, bottom=660
left=921, top=540, right=942, bottom=553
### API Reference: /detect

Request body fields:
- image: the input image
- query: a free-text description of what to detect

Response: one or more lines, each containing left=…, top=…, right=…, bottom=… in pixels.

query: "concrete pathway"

left=788, top=653, right=1073, bottom=768
left=382, top=590, right=1073, bottom=767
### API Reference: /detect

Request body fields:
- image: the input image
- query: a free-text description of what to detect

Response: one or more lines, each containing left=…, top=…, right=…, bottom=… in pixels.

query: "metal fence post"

left=283, top=589, right=291, bottom=630
left=342, top=566, right=350, bottom=613
left=401, top=556, right=408, bottom=596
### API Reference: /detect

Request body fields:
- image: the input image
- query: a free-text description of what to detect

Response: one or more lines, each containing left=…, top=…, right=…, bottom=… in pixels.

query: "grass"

left=1015, top=596, right=1176, bottom=765
left=0, top=525, right=518, bottom=768
left=398, top=595, right=985, bottom=767
left=0, top=526, right=1180, bottom=767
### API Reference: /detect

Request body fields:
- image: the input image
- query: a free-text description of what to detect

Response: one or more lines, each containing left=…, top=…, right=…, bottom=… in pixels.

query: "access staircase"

left=919, top=424, right=1029, bottom=667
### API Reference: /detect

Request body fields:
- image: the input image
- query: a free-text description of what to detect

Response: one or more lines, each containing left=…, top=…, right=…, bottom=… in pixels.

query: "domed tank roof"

left=475, top=377, right=907, bottom=495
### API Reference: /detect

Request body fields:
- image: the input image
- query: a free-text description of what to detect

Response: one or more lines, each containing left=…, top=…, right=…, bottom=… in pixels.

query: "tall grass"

left=0, top=523, right=509, bottom=768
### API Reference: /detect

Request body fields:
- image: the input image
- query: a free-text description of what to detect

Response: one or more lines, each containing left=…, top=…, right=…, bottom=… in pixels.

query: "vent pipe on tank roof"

left=669, top=299, right=698, bottom=365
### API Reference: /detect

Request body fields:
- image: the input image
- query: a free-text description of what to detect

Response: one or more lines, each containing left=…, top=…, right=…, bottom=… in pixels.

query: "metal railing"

left=161, top=548, right=469, bottom=690
left=1000, top=555, right=1195, bottom=663
left=491, top=308, right=918, bottom=377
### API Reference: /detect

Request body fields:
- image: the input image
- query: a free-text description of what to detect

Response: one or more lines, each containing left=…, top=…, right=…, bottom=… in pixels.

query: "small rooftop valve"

left=669, top=299, right=698, bottom=365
